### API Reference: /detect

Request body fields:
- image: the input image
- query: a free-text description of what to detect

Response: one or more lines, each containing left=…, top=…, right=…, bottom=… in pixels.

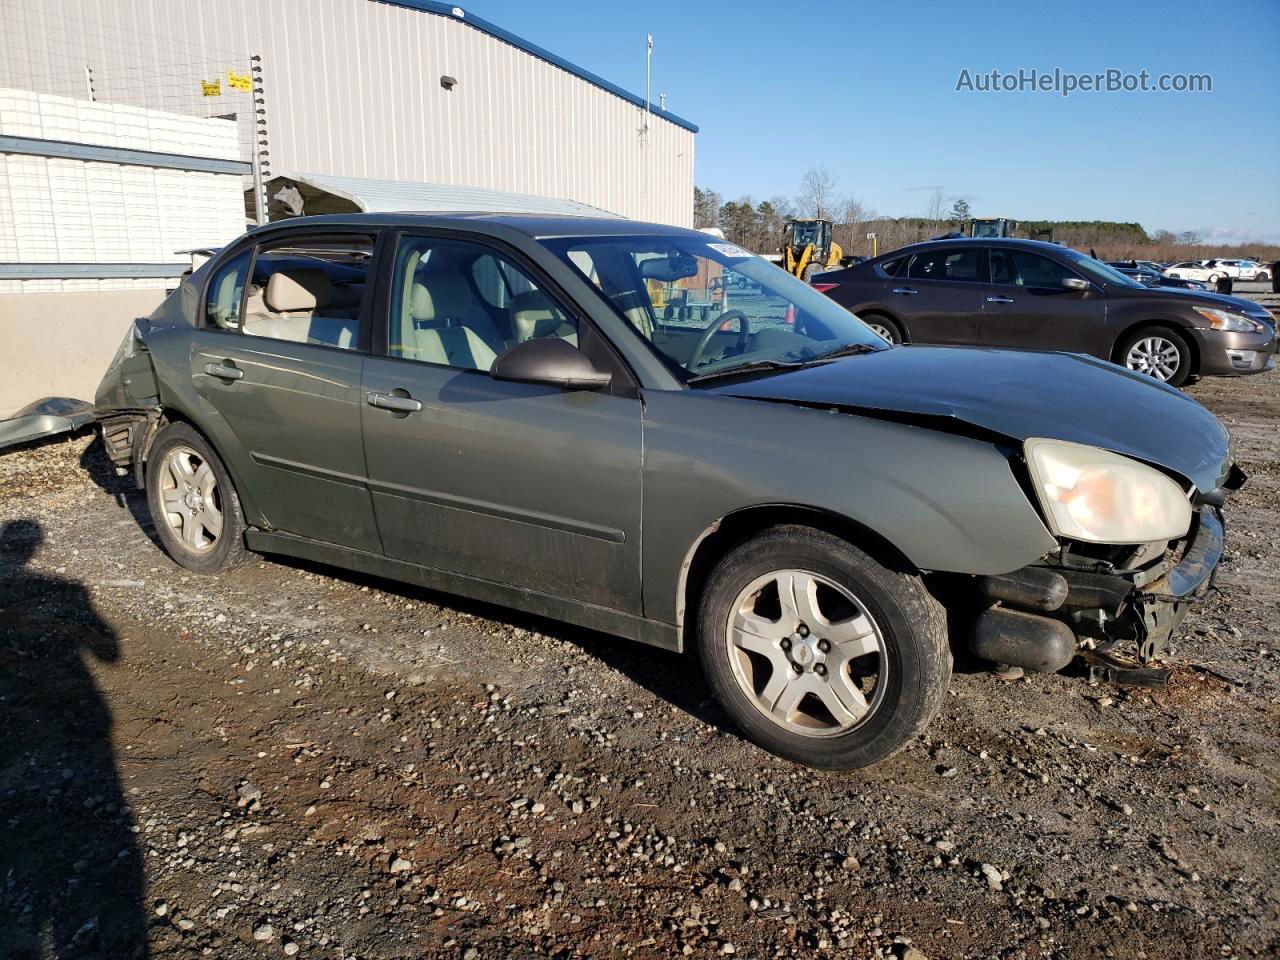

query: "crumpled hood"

left=709, top=345, right=1232, bottom=492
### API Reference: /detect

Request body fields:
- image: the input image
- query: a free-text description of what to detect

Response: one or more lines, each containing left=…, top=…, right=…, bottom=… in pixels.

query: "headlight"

left=1192, top=306, right=1264, bottom=333
left=1024, top=439, right=1192, bottom=544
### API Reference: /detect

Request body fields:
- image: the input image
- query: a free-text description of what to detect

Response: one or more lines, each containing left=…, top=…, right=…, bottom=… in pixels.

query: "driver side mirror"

left=1062, top=277, right=1089, bottom=291
left=490, top=337, right=611, bottom=391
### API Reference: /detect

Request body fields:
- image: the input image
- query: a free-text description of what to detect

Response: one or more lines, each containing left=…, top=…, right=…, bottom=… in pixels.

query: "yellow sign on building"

left=227, top=70, right=252, bottom=92
left=201, top=79, right=221, bottom=97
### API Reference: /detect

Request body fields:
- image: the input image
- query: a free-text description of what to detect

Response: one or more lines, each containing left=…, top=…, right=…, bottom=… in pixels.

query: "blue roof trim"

left=376, top=0, right=699, bottom=133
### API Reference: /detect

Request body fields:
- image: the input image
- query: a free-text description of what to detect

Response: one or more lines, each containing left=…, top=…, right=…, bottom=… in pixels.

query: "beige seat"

left=509, top=290, right=577, bottom=346
left=405, top=326, right=498, bottom=370
left=394, top=275, right=505, bottom=369
left=244, top=268, right=358, bottom=349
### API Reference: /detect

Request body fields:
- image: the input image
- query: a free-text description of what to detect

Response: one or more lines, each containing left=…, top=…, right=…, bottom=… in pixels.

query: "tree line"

left=694, top=168, right=1279, bottom=264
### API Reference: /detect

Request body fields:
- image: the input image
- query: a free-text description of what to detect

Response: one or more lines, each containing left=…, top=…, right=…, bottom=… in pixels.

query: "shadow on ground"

left=0, top=518, right=150, bottom=959
left=78, top=438, right=159, bottom=548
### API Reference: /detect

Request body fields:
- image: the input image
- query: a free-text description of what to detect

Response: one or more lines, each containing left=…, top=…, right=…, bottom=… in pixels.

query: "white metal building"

left=1, top=0, right=698, bottom=226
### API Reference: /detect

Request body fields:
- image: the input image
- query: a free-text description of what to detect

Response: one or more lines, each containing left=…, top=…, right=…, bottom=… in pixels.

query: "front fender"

left=640, top=390, right=1056, bottom=625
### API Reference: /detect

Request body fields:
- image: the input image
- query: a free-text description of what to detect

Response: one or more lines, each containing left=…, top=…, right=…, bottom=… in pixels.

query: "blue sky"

left=466, top=0, right=1280, bottom=243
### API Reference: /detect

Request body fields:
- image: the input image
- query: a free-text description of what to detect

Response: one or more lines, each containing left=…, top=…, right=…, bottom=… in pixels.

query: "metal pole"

left=251, top=150, right=266, bottom=226
left=642, top=34, right=652, bottom=218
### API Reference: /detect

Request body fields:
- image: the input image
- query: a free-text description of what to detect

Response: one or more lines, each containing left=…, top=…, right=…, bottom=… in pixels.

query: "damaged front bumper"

left=968, top=501, right=1232, bottom=684
left=1128, top=506, right=1224, bottom=660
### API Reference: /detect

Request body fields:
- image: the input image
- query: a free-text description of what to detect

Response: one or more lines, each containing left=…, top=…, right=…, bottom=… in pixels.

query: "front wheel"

left=1119, top=326, right=1192, bottom=387
left=861, top=314, right=902, bottom=344
left=697, top=526, right=951, bottom=769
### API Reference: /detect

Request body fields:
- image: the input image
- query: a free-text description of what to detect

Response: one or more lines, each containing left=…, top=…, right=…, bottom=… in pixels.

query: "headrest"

left=510, top=290, right=559, bottom=323
left=409, top=274, right=473, bottom=322
left=510, top=290, right=561, bottom=340
left=265, top=269, right=332, bottom=312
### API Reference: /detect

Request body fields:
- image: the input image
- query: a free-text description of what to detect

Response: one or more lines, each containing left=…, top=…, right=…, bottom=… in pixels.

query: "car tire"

left=861, top=314, right=903, bottom=344
left=697, top=525, right=951, bottom=769
left=146, top=421, right=248, bottom=574
left=1117, top=325, right=1192, bottom=387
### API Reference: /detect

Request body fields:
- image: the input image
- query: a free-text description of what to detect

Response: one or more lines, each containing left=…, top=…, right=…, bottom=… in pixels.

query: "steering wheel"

left=687, top=310, right=750, bottom=370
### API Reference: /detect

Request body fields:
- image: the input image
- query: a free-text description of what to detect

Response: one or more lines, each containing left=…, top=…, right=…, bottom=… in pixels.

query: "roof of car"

left=245, top=212, right=697, bottom=241
left=879, top=237, right=1074, bottom=258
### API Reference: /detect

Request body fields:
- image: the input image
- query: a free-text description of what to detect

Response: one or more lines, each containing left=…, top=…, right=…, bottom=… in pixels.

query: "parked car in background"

left=1164, top=261, right=1226, bottom=284
left=1106, top=261, right=1207, bottom=291
left=1201, top=258, right=1274, bottom=281
left=1189, top=259, right=1272, bottom=282
left=814, top=238, right=1276, bottom=386
left=1232, top=260, right=1272, bottom=282
left=93, top=213, right=1243, bottom=770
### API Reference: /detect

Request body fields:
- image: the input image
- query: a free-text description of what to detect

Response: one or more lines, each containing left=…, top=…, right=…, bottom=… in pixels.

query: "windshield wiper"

left=800, top=342, right=882, bottom=364
left=686, top=359, right=805, bottom=384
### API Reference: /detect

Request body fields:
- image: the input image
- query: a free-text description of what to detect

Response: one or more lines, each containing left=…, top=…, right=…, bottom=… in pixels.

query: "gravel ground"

left=1, top=371, right=1278, bottom=960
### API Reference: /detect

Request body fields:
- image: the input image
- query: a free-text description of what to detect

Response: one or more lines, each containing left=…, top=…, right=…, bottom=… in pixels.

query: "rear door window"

left=242, top=235, right=374, bottom=350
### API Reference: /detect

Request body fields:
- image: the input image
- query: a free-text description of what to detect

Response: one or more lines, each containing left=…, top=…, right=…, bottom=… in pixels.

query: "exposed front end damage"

left=967, top=469, right=1241, bottom=685
left=93, top=319, right=163, bottom=487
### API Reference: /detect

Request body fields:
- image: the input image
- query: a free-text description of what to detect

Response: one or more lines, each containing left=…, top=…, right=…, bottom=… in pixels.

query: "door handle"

left=891, top=287, right=919, bottom=295
left=986, top=296, right=1014, bottom=303
left=367, top=392, right=422, bottom=413
left=204, top=360, right=243, bottom=380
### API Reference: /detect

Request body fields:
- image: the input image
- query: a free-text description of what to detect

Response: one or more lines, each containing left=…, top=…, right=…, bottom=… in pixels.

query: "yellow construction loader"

left=780, top=218, right=845, bottom=280
left=966, top=217, right=1018, bottom=238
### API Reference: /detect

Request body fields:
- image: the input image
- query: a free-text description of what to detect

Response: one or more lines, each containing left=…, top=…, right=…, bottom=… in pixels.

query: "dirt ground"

left=2, top=371, right=1278, bottom=960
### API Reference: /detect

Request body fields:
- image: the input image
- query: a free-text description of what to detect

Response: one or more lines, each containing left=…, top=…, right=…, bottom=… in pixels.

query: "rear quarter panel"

left=640, top=390, right=1057, bottom=625
left=134, top=324, right=270, bottom=528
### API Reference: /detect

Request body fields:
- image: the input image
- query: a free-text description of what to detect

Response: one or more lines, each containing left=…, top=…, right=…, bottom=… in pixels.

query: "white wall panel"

left=1, top=0, right=695, bottom=226
left=0, top=88, right=246, bottom=290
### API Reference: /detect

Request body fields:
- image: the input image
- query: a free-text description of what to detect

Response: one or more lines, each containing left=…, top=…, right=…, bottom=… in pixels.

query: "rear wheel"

left=1118, top=326, right=1192, bottom=387
left=697, top=526, right=951, bottom=769
left=146, top=421, right=247, bottom=573
left=861, top=314, right=902, bottom=344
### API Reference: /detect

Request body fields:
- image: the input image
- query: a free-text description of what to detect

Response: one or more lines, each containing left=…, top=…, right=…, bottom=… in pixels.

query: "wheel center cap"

left=184, top=490, right=203, bottom=511
left=791, top=640, right=814, bottom=664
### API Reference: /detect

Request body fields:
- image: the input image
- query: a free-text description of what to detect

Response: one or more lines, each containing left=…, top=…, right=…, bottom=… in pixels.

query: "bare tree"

left=693, top=186, right=722, bottom=229
left=797, top=166, right=840, bottom=219
left=925, top=187, right=946, bottom=228
left=832, top=195, right=868, bottom=254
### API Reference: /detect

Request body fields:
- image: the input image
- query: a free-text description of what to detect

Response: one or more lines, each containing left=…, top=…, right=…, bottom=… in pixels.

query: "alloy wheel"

left=158, top=445, right=224, bottom=553
left=724, top=569, right=887, bottom=737
left=866, top=321, right=896, bottom=343
left=1125, top=336, right=1181, bottom=381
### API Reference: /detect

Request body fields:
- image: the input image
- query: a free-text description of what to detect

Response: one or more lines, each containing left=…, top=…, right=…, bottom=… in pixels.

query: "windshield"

left=539, top=234, right=889, bottom=380
left=790, top=222, right=821, bottom=247
left=1060, top=249, right=1145, bottom=288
